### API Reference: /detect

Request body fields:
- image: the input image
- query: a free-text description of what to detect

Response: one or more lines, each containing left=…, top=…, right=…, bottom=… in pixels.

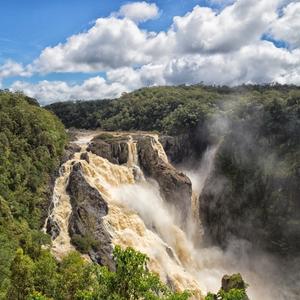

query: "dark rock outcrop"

left=159, top=135, right=192, bottom=163
left=80, top=152, right=90, bottom=163
left=137, top=136, right=192, bottom=223
left=45, top=217, right=60, bottom=240
left=221, top=273, right=247, bottom=292
left=200, top=131, right=300, bottom=256
left=67, top=162, right=114, bottom=269
left=61, top=143, right=81, bottom=164
left=87, top=134, right=129, bottom=165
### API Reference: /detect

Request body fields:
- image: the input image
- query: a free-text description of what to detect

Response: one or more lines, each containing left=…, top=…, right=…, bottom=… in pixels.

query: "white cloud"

left=0, top=60, right=31, bottom=86
left=163, top=41, right=300, bottom=86
left=10, top=76, right=127, bottom=105
left=33, top=17, right=152, bottom=73
left=32, top=0, right=281, bottom=74
left=5, top=0, right=300, bottom=104
left=17, top=38, right=300, bottom=105
left=114, top=1, right=159, bottom=23
left=270, top=2, right=300, bottom=48
left=173, top=0, right=279, bottom=54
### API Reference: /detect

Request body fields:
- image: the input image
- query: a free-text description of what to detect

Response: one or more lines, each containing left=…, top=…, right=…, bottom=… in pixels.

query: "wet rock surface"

left=221, top=273, right=247, bottom=292
left=61, top=143, right=81, bottom=164
left=67, top=162, right=114, bottom=269
left=87, top=134, right=129, bottom=165
left=159, top=134, right=193, bottom=163
left=45, top=217, right=60, bottom=240
left=137, top=136, right=192, bottom=223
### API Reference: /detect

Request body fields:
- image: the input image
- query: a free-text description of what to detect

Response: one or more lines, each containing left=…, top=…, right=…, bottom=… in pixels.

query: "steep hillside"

left=0, top=91, right=67, bottom=298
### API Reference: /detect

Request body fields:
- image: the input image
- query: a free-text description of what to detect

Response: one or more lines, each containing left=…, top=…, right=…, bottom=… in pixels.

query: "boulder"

left=67, top=162, right=114, bottom=269
left=45, top=217, right=60, bottom=240
left=221, top=273, right=247, bottom=292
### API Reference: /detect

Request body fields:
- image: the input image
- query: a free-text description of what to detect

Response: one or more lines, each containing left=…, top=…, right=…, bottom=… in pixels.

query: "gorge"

left=1, top=87, right=299, bottom=300
left=44, top=130, right=295, bottom=300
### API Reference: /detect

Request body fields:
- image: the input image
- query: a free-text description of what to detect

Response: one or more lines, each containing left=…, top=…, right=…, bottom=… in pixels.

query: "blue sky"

left=0, top=0, right=299, bottom=104
left=0, top=0, right=218, bottom=65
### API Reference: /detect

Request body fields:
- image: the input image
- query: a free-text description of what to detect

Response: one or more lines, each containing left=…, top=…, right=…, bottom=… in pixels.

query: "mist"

left=109, top=145, right=296, bottom=299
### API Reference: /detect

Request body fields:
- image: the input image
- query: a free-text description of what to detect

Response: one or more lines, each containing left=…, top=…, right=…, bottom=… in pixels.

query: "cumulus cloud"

left=5, top=0, right=300, bottom=104
left=173, top=0, right=279, bottom=54
left=10, top=77, right=127, bottom=105
left=163, top=42, right=300, bottom=86
left=32, top=0, right=281, bottom=74
left=114, top=1, right=159, bottom=23
left=0, top=60, right=31, bottom=86
left=33, top=17, right=153, bottom=73
left=270, top=2, right=300, bottom=48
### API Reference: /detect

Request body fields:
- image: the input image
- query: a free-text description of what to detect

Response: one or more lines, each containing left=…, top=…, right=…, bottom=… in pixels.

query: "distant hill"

left=46, top=84, right=300, bottom=135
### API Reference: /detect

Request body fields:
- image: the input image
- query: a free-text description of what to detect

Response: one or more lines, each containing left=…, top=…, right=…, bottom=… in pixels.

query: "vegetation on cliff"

left=205, top=274, right=249, bottom=300
left=201, top=88, right=300, bottom=255
left=0, top=91, right=67, bottom=298
left=8, top=246, right=190, bottom=300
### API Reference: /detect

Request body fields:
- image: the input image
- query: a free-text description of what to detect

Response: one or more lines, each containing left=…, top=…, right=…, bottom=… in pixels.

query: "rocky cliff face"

left=137, top=136, right=192, bottom=223
left=87, top=134, right=129, bottom=165
left=86, top=133, right=193, bottom=224
left=67, top=161, right=114, bottom=269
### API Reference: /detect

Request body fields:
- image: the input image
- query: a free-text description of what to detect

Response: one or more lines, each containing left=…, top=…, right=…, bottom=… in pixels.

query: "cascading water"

left=45, top=131, right=288, bottom=300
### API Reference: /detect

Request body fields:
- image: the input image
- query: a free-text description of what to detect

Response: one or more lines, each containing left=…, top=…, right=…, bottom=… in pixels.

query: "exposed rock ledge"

left=67, top=162, right=114, bottom=269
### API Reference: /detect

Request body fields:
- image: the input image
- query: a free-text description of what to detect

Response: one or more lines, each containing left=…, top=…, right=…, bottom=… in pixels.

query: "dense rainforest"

left=47, top=84, right=300, bottom=256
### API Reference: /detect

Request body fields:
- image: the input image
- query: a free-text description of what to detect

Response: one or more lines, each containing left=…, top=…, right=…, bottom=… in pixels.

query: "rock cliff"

left=67, top=161, right=114, bottom=269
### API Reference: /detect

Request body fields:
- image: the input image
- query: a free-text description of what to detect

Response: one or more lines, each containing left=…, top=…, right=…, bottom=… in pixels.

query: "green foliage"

left=71, top=234, right=100, bottom=254
left=217, top=289, right=247, bottom=300
left=0, top=91, right=67, bottom=299
left=76, top=246, right=190, bottom=300
left=205, top=289, right=247, bottom=300
left=7, top=247, right=190, bottom=300
left=205, top=274, right=249, bottom=300
left=46, top=85, right=221, bottom=133
left=7, top=248, right=35, bottom=300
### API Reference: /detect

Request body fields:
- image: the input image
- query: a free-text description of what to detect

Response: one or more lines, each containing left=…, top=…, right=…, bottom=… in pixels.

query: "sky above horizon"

left=0, top=0, right=300, bottom=105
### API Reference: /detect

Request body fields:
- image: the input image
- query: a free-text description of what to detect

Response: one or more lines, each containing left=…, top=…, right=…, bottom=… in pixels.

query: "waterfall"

left=44, top=131, right=286, bottom=300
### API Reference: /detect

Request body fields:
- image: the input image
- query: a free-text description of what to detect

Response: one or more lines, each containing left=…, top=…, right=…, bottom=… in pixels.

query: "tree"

left=7, top=249, right=34, bottom=300
left=204, top=274, right=249, bottom=300
left=77, top=246, right=190, bottom=300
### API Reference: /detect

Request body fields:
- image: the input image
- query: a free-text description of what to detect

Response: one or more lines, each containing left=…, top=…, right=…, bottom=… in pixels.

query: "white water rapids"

left=44, top=131, right=288, bottom=300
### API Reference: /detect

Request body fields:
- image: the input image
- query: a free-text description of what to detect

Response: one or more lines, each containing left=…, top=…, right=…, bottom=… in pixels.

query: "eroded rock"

left=67, top=162, right=114, bottom=269
left=87, top=134, right=129, bottom=165
left=137, top=136, right=192, bottom=223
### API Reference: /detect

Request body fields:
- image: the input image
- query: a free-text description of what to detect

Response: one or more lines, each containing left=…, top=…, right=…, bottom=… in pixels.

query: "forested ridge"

left=46, top=84, right=300, bottom=135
